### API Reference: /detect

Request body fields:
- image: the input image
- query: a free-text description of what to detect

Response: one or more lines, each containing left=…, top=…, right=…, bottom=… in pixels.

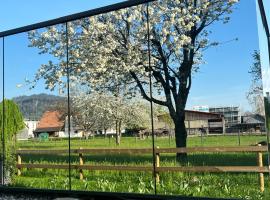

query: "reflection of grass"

left=9, top=135, right=270, bottom=199
left=18, top=134, right=267, bottom=149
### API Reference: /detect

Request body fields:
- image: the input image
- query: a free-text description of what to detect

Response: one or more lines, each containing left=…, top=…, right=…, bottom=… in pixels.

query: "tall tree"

left=0, top=99, right=25, bottom=140
left=0, top=99, right=25, bottom=181
left=28, top=0, right=238, bottom=161
left=247, top=50, right=264, bottom=115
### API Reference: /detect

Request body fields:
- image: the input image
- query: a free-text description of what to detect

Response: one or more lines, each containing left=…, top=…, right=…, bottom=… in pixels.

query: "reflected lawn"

left=11, top=135, right=270, bottom=199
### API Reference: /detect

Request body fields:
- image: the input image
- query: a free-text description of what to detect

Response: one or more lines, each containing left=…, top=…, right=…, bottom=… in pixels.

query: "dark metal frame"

left=258, top=0, right=270, bottom=65
left=257, top=0, right=270, bottom=178
left=0, top=0, right=264, bottom=199
left=0, top=0, right=155, bottom=37
left=0, top=187, right=237, bottom=200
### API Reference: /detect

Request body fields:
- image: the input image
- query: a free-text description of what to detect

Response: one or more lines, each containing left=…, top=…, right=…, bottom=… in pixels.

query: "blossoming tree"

left=73, top=92, right=151, bottom=145
left=28, top=0, right=238, bottom=160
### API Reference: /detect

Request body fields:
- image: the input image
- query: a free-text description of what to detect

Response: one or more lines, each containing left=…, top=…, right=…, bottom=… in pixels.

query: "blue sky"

left=0, top=0, right=269, bottom=112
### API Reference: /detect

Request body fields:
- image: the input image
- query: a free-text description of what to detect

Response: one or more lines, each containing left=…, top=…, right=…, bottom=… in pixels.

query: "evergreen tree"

left=0, top=99, right=24, bottom=182
left=0, top=99, right=25, bottom=140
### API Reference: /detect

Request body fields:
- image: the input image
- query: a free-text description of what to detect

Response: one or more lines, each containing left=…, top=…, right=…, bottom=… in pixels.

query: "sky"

left=0, top=0, right=269, bottom=112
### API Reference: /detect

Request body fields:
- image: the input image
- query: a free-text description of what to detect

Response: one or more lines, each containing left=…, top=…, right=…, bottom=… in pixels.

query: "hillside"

left=13, top=93, right=66, bottom=120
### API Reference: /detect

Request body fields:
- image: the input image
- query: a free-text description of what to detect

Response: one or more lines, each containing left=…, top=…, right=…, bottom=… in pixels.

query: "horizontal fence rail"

left=16, top=164, right=269, bottom=173
left=16, top=146, right=268, bottom=155
left=16, top=145, right=268, bottom=192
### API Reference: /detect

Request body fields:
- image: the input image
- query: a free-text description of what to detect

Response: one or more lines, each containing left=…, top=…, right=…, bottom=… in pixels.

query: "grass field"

left=8, top=135, right=270, bottom=199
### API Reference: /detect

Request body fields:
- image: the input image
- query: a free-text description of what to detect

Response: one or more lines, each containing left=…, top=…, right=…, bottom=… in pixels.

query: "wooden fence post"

left=79, top=147, right=84, bottom=180
left=257, top=144, right=264, bottom=192
left=17, top=149, right=21, bottom=176
left=155, top=146, right=160, bottom=184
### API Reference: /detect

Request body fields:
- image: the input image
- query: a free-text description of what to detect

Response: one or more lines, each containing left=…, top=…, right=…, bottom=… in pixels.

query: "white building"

left=17, top=120, right=38, bottom=140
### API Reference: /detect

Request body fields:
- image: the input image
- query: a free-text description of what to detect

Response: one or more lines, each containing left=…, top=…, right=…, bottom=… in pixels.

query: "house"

left=238, top=114, right=265, bottom=133
left=157, top=110, right=225, bottom=135
left=34, top=111, right=86, bottom=138
left=216, top=114, right=266, bottom=133
left=34, top=111, right=65, bottom=137
left=63, top=115, right=85, bottom=138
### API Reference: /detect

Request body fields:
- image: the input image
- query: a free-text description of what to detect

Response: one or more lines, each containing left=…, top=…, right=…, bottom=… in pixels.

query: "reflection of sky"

left=256, top=0, right=270, bottom=96
left=0, top=0, right=263, bottom=112
left=4, top=33, right=63, bottom=99
left=0, top=0, right=123, bottom=32
left=187, top=0, right=259, bottom=111
left=0, top=0, right=122, bottom=99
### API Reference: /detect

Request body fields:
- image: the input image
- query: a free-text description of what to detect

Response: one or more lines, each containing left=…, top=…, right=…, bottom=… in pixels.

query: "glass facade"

left=0, top=0, right=269, bottom=199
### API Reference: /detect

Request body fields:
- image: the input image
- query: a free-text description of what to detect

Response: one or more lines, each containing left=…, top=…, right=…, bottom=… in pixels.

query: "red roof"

left=35, top=111, right=64, bottom=133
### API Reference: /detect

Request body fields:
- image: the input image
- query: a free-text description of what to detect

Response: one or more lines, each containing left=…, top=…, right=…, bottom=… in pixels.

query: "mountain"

left=13, top=93, right=66, bottom=120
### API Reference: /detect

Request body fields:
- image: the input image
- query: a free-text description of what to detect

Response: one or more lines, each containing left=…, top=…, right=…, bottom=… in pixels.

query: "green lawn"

left=7, top=135, right=270, bottom=199
left=18, top=134, right=267, bottom=149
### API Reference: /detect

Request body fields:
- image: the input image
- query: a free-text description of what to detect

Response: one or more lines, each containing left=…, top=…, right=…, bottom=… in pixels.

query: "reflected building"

left=17, top=120, right=38, bottom=140
left=33, top=111, right=64, bottom=137
left=157, top=110, right=225, bottom=135
left=209, top=106, right=241, bottom=130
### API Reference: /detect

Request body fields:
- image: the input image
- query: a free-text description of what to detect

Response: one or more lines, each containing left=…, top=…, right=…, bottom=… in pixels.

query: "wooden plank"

left=17, top=149, right=73, bottom=154
left=156, top=166, right=269, bottom=173
left=79, top=165, right=153, bottom=171
left=16, top=164, right=269, bottom=173
left=156, top=146, right=268, bottom=153
left=17, top=148, right=153, bottom=155
left=17, top=146, right=268, bottom=155
left=16, top=164, right=153, bottom=172
left=77, top=148, right=153, bottom=154
left=257, top=144, right=265, bottom=192
left=17, top=163, right=74, bottom=169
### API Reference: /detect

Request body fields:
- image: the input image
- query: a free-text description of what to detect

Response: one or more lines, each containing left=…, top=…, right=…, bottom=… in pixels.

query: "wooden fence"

left=16, top=145, right=269, bottom=192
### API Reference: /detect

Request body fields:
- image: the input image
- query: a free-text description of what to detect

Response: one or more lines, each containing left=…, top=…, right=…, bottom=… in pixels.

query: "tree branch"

left=130, top=71, right=168, bottom=106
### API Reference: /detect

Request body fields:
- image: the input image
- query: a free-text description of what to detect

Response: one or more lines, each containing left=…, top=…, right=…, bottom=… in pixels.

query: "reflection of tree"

left=0, top=100, right=25, bottom=141
left=73, top=92, right=150, bottom=145
left=247, top=51, right=265, bottom=115
left=28, top=1, right=238, bottom=162
left=0, top=99, right=25, bottom=182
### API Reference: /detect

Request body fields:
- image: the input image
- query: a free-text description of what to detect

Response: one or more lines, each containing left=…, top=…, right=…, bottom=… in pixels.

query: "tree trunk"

left=104, top=128, right=107, bottom=138
left=174, top=116, right=188, bottom=164
left=115, top=120, right=120, bottom=146
left=118, top=120, right=122, bottom=144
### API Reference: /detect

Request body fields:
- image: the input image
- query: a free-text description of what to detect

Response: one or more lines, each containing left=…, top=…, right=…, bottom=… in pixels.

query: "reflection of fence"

left=17, top=145, right=268, bottom=192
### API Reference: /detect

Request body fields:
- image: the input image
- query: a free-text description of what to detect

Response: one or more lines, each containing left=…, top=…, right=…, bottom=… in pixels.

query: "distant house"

left=157, top=110, right=225, bottom=135
left=34, top=111, right=65, bottom=137
left=240, top=114, right=265, bottom=133
left=33, top=111, right=85, bottom=138
left=63, top=115, right=84, bottom=138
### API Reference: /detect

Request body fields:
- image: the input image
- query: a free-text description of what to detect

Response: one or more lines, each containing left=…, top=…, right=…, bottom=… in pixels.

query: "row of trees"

left=72, top=93, right=152, bottom=145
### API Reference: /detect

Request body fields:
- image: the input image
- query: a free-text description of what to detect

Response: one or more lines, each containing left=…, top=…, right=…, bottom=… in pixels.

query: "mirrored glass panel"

left=4, top=24, right=70, bottom=190
left=148, top=0, right=268, bottom=198
left=67, top=4, right=156, bottom=193
left=259, top=1, right=270, bottom=134
left=0, top=0, right=269, bottom=199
